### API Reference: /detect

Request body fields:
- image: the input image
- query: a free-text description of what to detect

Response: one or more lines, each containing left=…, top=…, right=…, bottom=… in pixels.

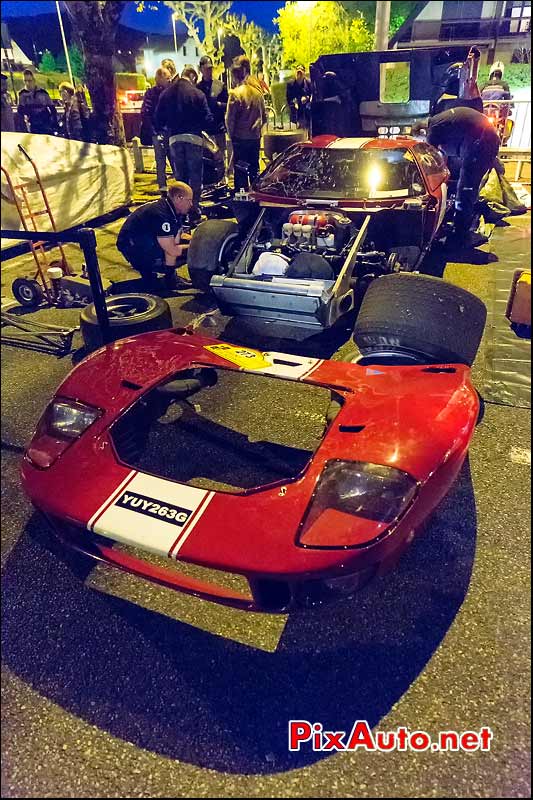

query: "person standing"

left=161, top=58, right=178, bottom=82
left=17, top=69, right=58, bottom=135
left=116, top=180, right=193, bottom=290
left=226, top=59, right=267, bottom=191
left=155, top=65, right=213, bottom=226
left=140, top=67, right=172, bottom=193
left=59, top=82, right=83, bottom=140
left=286, top=64, right=312, bottom=129
left=1, top=73, right=15, bottom=132
left=414, top=106, right=500, bottom=246
left=197, top=55, right=228, bottom=168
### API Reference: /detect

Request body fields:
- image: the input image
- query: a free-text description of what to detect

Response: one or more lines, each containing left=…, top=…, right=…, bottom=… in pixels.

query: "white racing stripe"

left=88, top=472, right=214, bottom=560
left=256, top=352, right=322, bottom=380
left=327, top=138, right=373, bottom=149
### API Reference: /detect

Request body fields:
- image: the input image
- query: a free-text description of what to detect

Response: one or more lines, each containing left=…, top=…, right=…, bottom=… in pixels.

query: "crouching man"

left=116, top=181, right=193, bottom=291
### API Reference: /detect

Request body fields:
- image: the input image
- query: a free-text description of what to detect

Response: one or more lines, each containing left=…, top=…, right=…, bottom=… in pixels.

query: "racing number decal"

left=88, top=472, right=214, bottom=559
left=204, top=344, right=322, bottom=379
left=204, top=343, right=273, bottom=370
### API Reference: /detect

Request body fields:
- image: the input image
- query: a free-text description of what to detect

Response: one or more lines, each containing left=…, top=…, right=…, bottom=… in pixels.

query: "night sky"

left=1, top=1, right=285, bottom=33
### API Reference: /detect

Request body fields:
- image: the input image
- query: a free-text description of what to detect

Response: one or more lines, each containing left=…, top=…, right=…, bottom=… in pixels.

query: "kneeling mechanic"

left=116, top=180, right=193, bottom=291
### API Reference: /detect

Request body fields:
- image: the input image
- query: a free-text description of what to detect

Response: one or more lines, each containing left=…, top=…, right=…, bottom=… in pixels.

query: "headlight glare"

left=47, top=400, right=101, bottom=440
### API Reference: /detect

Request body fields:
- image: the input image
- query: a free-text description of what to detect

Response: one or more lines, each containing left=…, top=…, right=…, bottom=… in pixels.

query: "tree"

left=64, top=1, right=126, bottom=146
left=56, top=45, right=86, bottom=81
left=39, top=50, right=57, bottom=73
left=341, top=1, right=419, bottom=42
left=161, top=1, right=232, bottom=66
left=275, top=1, right=372, bottom=68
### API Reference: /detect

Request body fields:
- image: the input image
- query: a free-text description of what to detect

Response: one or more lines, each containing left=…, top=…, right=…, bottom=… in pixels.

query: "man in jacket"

left=59, top=82, right=83, bottom=140
left=286, top=65, right=312, bottom=129
left=226, top=59, right=267, bottom=190
left=155, top=65, right=213, bottom=225
left=116, top=180, right=193, bottom=290
left=1, top=74, right=15, bottom=132
left=197, top=55, right=228, bottom=168
left=17, top=69, right=58, bottom=135
left=141, top=67, right=171, bottom=193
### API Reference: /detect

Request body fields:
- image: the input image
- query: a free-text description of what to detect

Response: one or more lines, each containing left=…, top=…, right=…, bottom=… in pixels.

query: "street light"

left=172, top=12, right=178, bottom=56
left=295, top=0, right=317, bottom=70
left=55, top=0, right=74, bottom=86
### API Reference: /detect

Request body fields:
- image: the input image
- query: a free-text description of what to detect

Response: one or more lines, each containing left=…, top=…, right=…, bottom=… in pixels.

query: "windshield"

left=254, top=145, right=425, bottom=200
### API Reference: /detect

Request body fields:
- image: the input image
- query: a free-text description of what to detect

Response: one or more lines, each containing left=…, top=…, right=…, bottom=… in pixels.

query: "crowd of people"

left=140, top=53, right=272, bottom=224
left=1, top=68, right=91, bottom=139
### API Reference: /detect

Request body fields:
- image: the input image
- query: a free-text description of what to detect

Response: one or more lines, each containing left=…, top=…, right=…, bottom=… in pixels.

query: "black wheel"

left=263, top=129, right=307, bottom=160
left=353, top=273, right=487, bottom=367
left=80, top=293, right=173, bottom=351
left=12, top=278, right=45, bottom=308
left=187, top=219, right=240, bottom=292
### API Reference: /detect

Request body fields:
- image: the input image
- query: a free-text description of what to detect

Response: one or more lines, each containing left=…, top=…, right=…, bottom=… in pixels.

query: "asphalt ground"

left=1, top=178, right=531, bottom=797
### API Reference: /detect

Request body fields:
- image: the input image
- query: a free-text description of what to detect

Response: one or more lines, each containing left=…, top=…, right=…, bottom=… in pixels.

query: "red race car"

left=22, top=274, right=486, bottom=613
left=186, top=136, right=451, bottom=330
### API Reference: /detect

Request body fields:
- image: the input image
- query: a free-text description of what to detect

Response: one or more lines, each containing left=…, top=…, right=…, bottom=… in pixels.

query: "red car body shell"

left=21, top=329, right=478, bottom=611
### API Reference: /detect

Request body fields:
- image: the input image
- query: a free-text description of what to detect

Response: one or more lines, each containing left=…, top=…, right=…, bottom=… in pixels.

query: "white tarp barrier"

left=1, top=132, right=133, bottom=249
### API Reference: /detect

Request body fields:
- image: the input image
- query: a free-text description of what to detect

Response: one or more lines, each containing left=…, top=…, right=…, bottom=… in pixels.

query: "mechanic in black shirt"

left=414, top=106, right=500, bottom=245
left=116, top=180, right=193, bottom=291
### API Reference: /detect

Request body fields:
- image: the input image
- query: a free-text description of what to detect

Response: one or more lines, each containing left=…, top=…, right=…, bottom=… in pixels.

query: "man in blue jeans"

left=140, top=67, right=171, bottom=192
left=155, top=65, right=213, bottom=225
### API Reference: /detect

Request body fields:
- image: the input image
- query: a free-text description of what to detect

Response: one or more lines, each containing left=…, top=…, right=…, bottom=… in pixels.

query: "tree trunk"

left=65, top=1, right=126, bottom=147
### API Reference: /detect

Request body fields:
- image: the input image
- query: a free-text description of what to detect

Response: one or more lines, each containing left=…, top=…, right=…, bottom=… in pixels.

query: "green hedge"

left=8, top=70, right=147, bottom=101
left=478, top=64, right=531, bottom=89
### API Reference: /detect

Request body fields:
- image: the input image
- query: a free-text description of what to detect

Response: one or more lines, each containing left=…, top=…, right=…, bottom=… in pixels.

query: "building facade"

left=392, top=1, right=531, bottom=63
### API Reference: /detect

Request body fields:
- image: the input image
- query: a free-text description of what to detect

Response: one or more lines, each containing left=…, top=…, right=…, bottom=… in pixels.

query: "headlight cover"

left=47, top=400, right=101, bottom=439
left=26, top=399, right=102, bottom=469
left=297, top=460, right=418, bottom=549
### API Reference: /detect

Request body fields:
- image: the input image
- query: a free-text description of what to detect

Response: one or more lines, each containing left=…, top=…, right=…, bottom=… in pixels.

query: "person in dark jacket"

left=286, top=65, right=312, bottom=129
left=17, top=69, right=58, bottom=135
left=140, top=67, right=171, bottom=192
left=197, top=55, right=228, bottom=168
left=1, top=73, right=15, bottom=132
left=414, top=106, right=500, bottom=245
left=116, top=180, right=193, bottom=290
left=59, top=82, right=83, bottom=140
left=155, top=65, right=213, bottom=225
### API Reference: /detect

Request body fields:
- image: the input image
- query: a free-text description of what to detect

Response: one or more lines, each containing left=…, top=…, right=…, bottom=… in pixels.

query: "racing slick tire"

left=80, top=293, right=172, bottom=350
left=187, top=219, right=240, bottom=293
left=263, top=128, right=308, bottom=160
left=353, top=273, right=487, bottom=367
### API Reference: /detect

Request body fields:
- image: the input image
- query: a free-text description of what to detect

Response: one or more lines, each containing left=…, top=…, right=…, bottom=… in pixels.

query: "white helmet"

left=489, top=61, right=505, bottom=79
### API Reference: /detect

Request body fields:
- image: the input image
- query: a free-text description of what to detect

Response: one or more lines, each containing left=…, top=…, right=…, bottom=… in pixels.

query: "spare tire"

left=187, top=219, right=240, bottom=292
left=80, top=293, right=172, bottom=351
left=353, top=273, right=487, bottom=366
left=263, top=129, right=308, bottom=160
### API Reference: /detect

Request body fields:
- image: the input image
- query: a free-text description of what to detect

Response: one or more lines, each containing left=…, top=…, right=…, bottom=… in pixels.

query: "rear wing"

left=310, top=45, right=485, bottom=137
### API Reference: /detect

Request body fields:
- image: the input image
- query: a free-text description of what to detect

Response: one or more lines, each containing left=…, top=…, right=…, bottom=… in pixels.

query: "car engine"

left=248, top=209, right=367, bottom=282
